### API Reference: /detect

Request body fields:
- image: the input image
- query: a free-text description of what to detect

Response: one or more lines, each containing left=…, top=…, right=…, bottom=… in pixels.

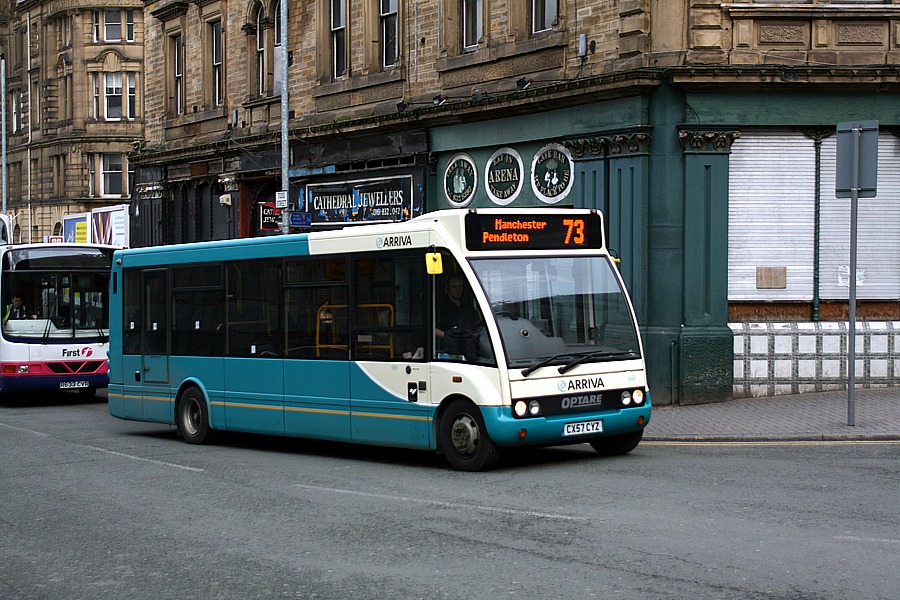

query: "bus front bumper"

left=481, top=403, right=652, bottom=448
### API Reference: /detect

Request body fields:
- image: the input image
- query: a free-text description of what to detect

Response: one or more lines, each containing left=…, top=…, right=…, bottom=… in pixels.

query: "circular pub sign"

left=485, top=147, right=523, bottom=206
left=444, top=154, right=477, bottom=207
left=531, top=143, right=574, bottom=204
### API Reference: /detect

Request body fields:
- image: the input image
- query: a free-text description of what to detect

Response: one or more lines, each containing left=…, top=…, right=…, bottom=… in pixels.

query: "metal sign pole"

left=847, top=127, right=859, bottom=427
left=835, top=119, right=877, bottom=428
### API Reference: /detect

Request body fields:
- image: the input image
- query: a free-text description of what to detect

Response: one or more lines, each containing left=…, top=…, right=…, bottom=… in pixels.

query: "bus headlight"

left=620, top=391, right=632, bottom=406
left=514, top=401, right=528, bottom=417
left=632, top=389, right=645, bottom=405
left=528, top=400, right=541, bottom=416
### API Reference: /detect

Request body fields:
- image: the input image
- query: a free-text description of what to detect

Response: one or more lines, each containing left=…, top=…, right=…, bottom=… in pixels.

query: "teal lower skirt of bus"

left=481, top=401, right=651, bottom=448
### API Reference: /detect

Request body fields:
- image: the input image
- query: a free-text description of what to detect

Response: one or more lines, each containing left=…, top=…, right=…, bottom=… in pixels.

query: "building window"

left=30, top=81, right=40, bottom=130
left=331, top=0, right=346, bottom=79
left=253, top=2, right=281, bottom=96
left=88, top=154, right=96, bottom=196
left=59, top=72, right=73, bottom=121
left=56, top=15, right=72, bottom=49
left=10, top=92, right=20, bottom=134
left=93, top=10, right=135, bottom=43
left=381, top=0, right=398, bottom=68
left=462, top=0, right=482, bottom=51
left=53, top=155, right=66, bottom=197
left=101, top=154, right=125, bottom=196
left=92, top=72, right=137, bottom=120
left=171, top=34, right=184, bottom=115
left=210, top=20, right=223, bottom=106
left=128, top=73, right=137, bottom=118
left=106, top=73, right=123, bottom=120
left=105, top=9, right=122, bottom=41
left=255, top=6, right=266, bottom=96
left=273, top=1, right=282, bottom=91
left=532, top=0, right=558, bottom=33
left=92, top=74, right=100, bottom=118
left=126, top=10, right=135, bottom=42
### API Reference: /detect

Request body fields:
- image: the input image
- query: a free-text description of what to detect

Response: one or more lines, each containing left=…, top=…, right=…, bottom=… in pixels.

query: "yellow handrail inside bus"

left=315, top=303, right=394, bottom=359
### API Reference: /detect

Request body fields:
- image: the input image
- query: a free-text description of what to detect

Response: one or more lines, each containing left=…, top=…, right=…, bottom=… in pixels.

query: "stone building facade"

left=85, top=2, right=900, bottom=401
left=0, top=0, right=144, bottom=241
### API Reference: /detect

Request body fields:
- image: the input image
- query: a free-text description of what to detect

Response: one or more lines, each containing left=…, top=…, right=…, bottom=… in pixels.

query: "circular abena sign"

left=485, top=147, right=523, bottom=206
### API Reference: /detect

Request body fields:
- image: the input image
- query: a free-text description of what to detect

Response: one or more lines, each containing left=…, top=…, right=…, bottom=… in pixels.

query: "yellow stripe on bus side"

left=284, top=406, right=351, bottom=416
left=109, top=393, right=170, bottom=403
left=352, top=412, right=432, bottom=422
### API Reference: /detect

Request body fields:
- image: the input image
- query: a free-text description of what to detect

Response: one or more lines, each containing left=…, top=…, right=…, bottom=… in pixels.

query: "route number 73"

left=562, top=218, right=586, bottom=245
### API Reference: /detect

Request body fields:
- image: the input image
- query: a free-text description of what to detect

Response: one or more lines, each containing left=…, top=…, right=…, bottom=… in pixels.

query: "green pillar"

left=643, top=84, right=736, bottom=405
left=678, top=130, right=738, bottom=404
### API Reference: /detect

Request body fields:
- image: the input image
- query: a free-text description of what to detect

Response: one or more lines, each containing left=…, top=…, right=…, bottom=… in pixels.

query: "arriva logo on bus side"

left=557, top=376, right=604, bottom=392
left=62, top=347, right=93, bottom=358
left=376, top=235, right=413, bottom=249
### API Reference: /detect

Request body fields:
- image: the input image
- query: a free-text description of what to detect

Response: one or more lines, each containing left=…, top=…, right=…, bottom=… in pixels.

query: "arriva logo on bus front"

left=62, top=347, right=93, bottom=358
left=557, top=376, right=604, bottom=392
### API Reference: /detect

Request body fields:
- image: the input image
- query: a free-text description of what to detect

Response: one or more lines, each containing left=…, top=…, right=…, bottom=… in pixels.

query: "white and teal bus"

left=108, top=208, right=650, bottom=470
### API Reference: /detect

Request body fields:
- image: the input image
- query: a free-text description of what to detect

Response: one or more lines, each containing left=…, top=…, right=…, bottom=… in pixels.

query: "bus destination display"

left=465, top=212, right=602, bottom=250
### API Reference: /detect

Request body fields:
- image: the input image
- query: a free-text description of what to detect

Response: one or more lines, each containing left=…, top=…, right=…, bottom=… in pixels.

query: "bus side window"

left=353, top=252, right=427, bottom=362
left=226, top=259, right=281, bottom=358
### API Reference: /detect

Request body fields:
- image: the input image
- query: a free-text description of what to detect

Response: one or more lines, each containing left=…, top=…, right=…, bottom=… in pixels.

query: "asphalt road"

left=1, top=395, right=898, bottom=599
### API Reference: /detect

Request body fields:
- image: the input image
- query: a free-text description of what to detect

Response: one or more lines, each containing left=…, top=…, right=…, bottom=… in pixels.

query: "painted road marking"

left=293, top=483, right=587, bottom=522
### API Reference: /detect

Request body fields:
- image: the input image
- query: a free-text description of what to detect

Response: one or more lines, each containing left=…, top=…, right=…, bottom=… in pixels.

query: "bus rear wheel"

left=176, top=386, right=212, bottom=444
left=589, top=430, right=643, bottom=456
left=439, top=400, right=501, bottom=471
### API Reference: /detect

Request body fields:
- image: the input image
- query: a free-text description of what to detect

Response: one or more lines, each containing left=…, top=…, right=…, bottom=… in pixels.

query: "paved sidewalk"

left=643, top=387, right=900, bottom=441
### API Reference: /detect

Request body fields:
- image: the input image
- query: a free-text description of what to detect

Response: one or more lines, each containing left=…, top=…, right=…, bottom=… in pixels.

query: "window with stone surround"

left=332, top=0, right=347, bottom=79
left=92, top=72, right=139, bottom=120
left=250, top=1, right=281, bottom=97
left=209, top=19, right=224, bottom=106
left=53, top=155, right=66, bottom=198
left=381, top=0, right=398, bottom=68
left=531, top=0, right=558, bottom=34
left=56, top=15, right=72, bottom=49
left=95, top=153, right=127, bottom=197
left=462, top=0, right=482, bottom=51
left=170, top=33, right=184, bottom=115
left=92, top=9, right=136, bottom=43
left=9, top=91, right=21, bottom=134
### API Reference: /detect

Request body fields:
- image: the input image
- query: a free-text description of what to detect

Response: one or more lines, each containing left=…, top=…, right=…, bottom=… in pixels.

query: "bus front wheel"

left=589, top=430, right=643, bottom=456
left=439, top=400, right=501, bottom=471
left=176, top=386, right=212, bottom=444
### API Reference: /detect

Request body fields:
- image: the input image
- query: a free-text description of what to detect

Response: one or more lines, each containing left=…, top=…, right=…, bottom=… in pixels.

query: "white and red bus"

left=1, top=242, right=116, bottom=396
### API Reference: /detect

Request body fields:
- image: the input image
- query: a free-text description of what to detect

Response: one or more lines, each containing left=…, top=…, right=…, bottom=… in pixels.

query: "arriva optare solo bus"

left=107, top=208, right=650, bottom=470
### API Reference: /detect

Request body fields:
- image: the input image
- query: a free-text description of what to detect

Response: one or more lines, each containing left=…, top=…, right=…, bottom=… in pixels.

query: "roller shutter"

left=728, top=131, right=815, bottom=301
left=819, top=134, right=900, bottom=300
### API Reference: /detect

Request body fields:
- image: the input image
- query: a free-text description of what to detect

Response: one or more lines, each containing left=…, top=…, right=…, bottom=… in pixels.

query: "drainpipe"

left=812, top=135, right=822, bottom=322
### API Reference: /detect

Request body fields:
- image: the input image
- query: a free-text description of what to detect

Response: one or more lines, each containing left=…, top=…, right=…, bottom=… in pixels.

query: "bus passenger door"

left=140, top=269, right=170, bottom=421
left=348, top=253, right=432, bottom=449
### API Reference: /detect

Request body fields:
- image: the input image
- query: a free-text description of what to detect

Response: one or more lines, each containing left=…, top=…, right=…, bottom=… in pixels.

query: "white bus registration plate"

left=60, top=381, right=89, bottom=389
left=564, top=420, right=603, bottom=436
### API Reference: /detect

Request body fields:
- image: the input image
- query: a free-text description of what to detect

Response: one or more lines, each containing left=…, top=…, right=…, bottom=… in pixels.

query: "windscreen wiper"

left=86, top=304, right=106, bottom=343
left=521, top=353, right=577, bottom=377
left=557, top=350, right=639, bottom=374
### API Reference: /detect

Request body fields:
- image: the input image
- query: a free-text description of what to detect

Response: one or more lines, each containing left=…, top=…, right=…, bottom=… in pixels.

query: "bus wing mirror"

left=425, top=252, right=443, bottom=275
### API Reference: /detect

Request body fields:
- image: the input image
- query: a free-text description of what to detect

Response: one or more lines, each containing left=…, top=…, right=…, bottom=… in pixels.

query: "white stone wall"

left=730, top=322, right=899, bottom=398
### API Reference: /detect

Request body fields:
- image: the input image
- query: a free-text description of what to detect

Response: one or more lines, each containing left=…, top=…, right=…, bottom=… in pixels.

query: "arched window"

left=255, top=5, right=266, bottom=96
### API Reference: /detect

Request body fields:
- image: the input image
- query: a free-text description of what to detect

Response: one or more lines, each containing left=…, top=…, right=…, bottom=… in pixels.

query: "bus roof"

left=114, top=208, right=607, bottom=267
